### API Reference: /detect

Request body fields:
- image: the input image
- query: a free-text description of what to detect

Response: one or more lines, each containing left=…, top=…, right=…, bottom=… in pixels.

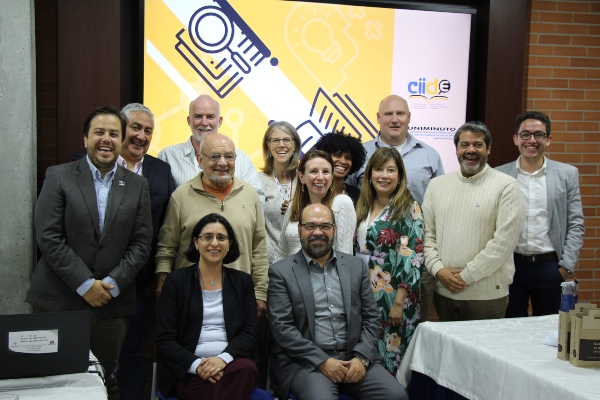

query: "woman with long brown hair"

left=355, top=147, right=423, bottom=374
left=274, top=149, right=356, bottom=261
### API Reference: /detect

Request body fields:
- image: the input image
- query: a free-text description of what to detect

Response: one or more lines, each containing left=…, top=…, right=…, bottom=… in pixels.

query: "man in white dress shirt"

left=158, top=94, right=264, bottom=202
left=496, top=111, right=584, bottom=317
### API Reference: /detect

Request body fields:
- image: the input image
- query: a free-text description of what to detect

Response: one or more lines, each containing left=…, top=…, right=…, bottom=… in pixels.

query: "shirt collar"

left=516, top=155, right=547, bottom=176
left=86, top=156, right=118, bottom=182
left=457, top=163, right=489, bottom=182
left=186, top=136, right=196, bottom=157
left=376, top=132, right=418, bottom=153
left=117, top=155, right=144, bottom=175
left=302, top=249, right=337, bottom=269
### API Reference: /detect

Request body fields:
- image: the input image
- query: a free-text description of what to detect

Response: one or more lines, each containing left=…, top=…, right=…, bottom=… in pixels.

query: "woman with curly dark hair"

left=314, top=131, right=367, bottom=206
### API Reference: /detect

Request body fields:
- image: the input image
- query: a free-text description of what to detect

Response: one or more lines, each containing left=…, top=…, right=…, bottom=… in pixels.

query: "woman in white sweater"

left=257, top=121, right=301, bottom=264
left=274, top=149, right=356, bottom=262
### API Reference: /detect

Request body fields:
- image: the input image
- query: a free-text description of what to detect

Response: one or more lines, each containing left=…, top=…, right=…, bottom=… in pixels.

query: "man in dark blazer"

left=115, top=103, right=176, bottom=400
left=268, top=203, right=407, bottom=400
left=26, top=106, right=152, bottom=400
left=496, top=111, right=584, bottom=317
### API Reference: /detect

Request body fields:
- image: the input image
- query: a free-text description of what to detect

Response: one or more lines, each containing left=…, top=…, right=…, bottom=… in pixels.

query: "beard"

left=459, top=154, right=487, bottom=176
left=206, top=171, right=232, bottom=183
left=87, top=149, right=117, bottom=173
left=192, top=126, right=214, bottom=142
left=301, top=235, right=334, bottom=259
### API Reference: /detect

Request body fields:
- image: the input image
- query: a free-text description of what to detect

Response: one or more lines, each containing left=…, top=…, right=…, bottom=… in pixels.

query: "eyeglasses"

left=198, top=233, right=230, bottom=243
left=299, top=223, right=335, bottom=232
left=201, top=152, right=236, bottom=163
left=517, top=131, right=548, bottom=141
left=269, top=138, right=293, bottom=145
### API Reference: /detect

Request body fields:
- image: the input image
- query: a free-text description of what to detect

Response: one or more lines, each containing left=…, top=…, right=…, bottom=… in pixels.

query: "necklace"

left=199, top=266, right=221, bottom=287
left=273, top=172, right=293, bottom=202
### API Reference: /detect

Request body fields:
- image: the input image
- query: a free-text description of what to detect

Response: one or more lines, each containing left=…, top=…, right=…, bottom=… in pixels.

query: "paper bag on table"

left=570, top=309, right=600, bottom=368
left=558, top=302, right=596, bottom=361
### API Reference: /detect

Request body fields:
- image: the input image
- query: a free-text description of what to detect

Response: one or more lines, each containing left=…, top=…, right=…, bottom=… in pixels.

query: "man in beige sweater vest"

left=423, top=122, right=526, bottom=321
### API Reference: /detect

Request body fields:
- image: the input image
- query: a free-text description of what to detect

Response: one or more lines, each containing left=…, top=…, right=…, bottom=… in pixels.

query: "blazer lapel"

left=509, top=161, right=518, bottom=179
left=75, top=159, right=101, bottom=238
left=102, top=167, right=126, bottom=240
left=546, top=161, right=557, bottom=224
left=291, top=253, right=317, bottom=340
left=337, top=255, right=353, bottom=341
left=142, top=156, right=156, bottom=188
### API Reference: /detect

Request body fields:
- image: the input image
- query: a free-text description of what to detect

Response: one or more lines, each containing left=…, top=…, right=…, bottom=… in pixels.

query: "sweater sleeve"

left=250, top=195, right=269, bottom=302
left=332, top=194, right=357, bottom=254
left=423, top=182, right=445, bottom=277
left=155, top=195, right=181, bottom=274
left=459, top=181, right=526, bottom=284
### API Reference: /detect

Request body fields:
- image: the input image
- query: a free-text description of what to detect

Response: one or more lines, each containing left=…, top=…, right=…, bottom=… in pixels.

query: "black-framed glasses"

left=198, top=233, right=230, bottom=243
left=299, top=223, right=335, bottom=232
left=201, top=152, right=236, bottom=163
left=517, top=131, right=548, bottom=141
left=269, top=138, right=293, bottom=146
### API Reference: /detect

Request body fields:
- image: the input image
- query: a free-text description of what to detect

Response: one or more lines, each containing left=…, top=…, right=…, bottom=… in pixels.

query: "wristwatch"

left=353, top=353, right=370, bottom=368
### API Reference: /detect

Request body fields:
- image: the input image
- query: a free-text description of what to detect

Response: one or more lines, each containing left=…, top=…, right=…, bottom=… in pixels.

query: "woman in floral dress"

left=355, top=147, right=424, bottom=374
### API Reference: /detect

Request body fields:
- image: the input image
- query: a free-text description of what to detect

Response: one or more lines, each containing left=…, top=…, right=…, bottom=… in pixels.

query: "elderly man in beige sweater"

left=423, top=121, right=526, bottom=321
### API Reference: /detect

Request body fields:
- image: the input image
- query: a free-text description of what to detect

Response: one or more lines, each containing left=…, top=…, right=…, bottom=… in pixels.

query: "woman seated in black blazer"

left=156, top=213, right=259, bottom=400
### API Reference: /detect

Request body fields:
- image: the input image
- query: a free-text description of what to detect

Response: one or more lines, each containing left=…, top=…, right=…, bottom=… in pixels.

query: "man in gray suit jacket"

left=496, top=111, right=584, bottom=317
left=26, top=106, right=152, bottom=400
left=268, top=203, right=407, bottom=400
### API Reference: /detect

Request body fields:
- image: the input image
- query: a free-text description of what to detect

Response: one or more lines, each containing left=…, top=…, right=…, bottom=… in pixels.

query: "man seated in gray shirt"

left=268, top=203, right=407, bottom=400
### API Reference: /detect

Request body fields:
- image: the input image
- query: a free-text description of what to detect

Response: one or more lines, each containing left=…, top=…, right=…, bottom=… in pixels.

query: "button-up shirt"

left=117, top=155, right=144, bottom=176
left=302, top=250, right=347, bottom=351
left=346, top=133, right=444, bottom=204
left=76, top=157, right=120, bottom=297
left=515, top=156, right=554, bottom=255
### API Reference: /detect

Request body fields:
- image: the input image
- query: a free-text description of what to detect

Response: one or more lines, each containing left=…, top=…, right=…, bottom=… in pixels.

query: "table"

left=397, top=315, right=600, bottom=400
left=0, top=353, right=107, bottom=399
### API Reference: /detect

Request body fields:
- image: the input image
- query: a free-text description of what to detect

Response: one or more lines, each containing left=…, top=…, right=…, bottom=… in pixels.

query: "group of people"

left=26, top=92, right=584, bottom=400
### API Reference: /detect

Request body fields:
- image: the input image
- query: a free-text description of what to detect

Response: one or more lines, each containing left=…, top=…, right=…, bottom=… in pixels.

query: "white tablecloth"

left=397, top=315, right=600, bottom=400
left=0, top=353, right=107, bottom=399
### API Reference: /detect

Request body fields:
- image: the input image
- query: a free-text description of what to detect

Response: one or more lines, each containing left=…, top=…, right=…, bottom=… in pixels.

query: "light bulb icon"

left=301, top=19, right=342, bottom=64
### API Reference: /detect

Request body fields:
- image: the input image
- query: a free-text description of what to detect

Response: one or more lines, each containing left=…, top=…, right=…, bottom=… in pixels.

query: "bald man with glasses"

left=155, top=133, right=268, bottom=319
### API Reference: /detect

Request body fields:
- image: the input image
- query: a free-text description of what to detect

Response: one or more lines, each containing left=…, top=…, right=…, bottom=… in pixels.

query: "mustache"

left=308, top=235, right=328, bottom=242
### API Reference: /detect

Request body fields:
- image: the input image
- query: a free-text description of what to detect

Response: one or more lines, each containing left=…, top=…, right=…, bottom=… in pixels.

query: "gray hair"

left=454, top=121, right=492, bottom=147
left=121, top=103, right=154, bottom=121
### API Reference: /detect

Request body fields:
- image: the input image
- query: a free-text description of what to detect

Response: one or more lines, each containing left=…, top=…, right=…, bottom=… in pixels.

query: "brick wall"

left=525, top=0, right=600, bottom=304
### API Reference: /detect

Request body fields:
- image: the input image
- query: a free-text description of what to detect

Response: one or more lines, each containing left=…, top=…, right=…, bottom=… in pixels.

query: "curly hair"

left=314, top=131, right=367, bottom=176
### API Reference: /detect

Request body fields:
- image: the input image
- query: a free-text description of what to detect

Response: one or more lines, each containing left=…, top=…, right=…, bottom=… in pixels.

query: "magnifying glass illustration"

left=188, top=6, right=252, bottom=74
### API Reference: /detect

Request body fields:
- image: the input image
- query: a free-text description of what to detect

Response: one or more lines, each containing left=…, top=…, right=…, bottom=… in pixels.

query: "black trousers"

left=505, top=256, right=563, bottom=318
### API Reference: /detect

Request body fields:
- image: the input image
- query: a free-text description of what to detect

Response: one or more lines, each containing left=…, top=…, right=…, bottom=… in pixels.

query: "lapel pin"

left=119, top=181, right=125, bottom=186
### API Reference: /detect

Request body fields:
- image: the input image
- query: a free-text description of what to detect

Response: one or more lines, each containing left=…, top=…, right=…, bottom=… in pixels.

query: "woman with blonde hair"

left=355, top=147, right=423, bottom=374
left=257, top=121, right=301, bottom=264
left=274, top=149, right=356, bottom=261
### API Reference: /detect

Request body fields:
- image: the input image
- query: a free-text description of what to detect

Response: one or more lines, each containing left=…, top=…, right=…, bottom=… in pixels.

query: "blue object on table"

left=157, top=387, right=274, bottom=400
